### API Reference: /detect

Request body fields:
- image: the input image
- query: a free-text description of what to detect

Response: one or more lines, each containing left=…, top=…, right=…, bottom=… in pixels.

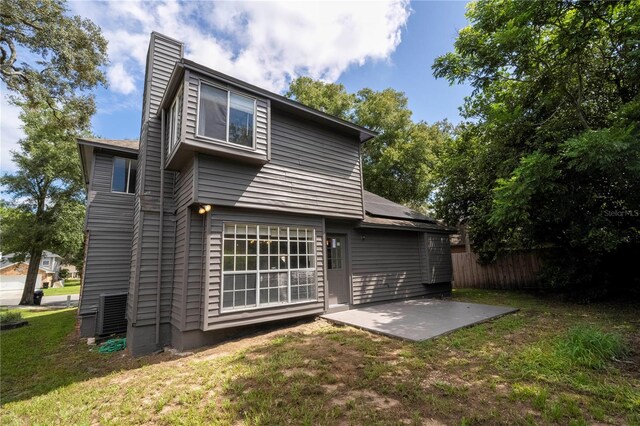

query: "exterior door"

left=327, top=234, right=349, bottom=305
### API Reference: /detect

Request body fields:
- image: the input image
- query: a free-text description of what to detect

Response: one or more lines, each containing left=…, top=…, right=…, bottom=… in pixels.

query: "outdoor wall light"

left=197, top=204, right=212, bottom=214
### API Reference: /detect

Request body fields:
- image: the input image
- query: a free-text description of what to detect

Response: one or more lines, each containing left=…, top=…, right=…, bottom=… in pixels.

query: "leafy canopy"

left=1, top=0, right=108, bottom=114
left=432, top=0, right=640, bottom=291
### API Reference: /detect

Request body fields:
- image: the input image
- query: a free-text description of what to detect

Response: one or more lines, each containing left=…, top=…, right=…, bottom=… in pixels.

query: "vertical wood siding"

left=203, top=208, right=325, bottom=330
left=196, top=110, right=364, bottom=219
left=82, top=153, right=134, bottom=316
left=452, top=251, right=542, bottom=289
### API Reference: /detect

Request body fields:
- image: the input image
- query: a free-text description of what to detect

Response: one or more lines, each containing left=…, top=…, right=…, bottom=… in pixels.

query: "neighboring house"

left=0, top=251, right=62, bottom=291
left=60, top=264, right=80, bottom=279
left=77, top=32, right=455, bottom=356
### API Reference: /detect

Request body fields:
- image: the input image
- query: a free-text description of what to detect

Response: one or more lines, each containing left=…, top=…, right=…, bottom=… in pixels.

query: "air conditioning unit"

left=97, top=292, right=128, bottom=336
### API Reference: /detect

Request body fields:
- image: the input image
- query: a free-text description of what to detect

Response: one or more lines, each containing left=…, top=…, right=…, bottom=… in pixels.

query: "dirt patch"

left=331, top=389, right=401, bottom=410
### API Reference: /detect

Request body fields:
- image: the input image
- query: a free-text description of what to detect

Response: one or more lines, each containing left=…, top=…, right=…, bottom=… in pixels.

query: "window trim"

left=220, top=223, right=318, bottom=313
left=195, top=80, right=258, bottom=151
left=111, top=156, right=136, bottom=195
left=167, top=84, right=183, bottom=155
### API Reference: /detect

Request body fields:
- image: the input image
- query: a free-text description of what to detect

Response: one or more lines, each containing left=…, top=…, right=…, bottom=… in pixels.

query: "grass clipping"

left=555, top=325, right=626, bottom=370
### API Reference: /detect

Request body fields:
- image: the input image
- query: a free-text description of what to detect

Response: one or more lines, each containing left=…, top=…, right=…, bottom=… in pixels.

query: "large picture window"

left=111, top=157, right=137, bottom=194
left=197, top=83, right=255, bottom=148
left=222, top=224, right=317, bottom=311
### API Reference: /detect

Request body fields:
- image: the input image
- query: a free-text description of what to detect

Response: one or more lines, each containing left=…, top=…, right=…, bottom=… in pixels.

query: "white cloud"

left=0, top=94, right=24, bottom=175
left=70, top=0, right=411, bottom=93
left=107, top=62, right=136, bottom=95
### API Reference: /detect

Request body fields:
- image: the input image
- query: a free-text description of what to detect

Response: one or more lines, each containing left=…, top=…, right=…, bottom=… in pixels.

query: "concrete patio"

left=322, top=299, right=518, bottom=341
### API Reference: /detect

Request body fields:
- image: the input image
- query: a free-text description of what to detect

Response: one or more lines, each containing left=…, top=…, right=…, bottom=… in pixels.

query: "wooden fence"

left=452, top=250, right=543, bottom=289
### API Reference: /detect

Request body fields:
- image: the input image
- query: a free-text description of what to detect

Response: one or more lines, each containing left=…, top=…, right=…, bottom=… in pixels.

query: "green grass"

left=1, top=290, right=639, bottom=425
left=42, top=279, right=81, bottom=296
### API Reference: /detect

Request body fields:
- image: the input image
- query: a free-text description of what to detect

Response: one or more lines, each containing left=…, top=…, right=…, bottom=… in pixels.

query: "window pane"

left=112, top=158, right=127, bottom=192
left=259, top=256, right=268, bottom=270
left=223, top=256, right=234, bottom=271
left=198, top=84, right=227, bottom=140
left=229, top=93, right=254, bottom=147
left=236, top=256, right=246, bottom=271
left=236, top=240, right=246, bottom=255
left=223, top=240, right=234, bottom=255
left=127, top=160, right=137, bottom=194
left=223, top=291, right=233, bottom=308
left=247, top=256, right=257, bottom=271
left=223, top=275, right=234, bottom=292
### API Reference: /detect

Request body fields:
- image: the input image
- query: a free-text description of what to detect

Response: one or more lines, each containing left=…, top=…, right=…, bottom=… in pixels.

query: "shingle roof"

left=363, top=190, right=436, bottom=223
left=77, top=138, right=139, bottom=153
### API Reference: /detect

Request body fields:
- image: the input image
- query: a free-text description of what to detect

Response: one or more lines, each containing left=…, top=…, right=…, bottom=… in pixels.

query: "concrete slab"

left=322, top=299, right=518, bottom=341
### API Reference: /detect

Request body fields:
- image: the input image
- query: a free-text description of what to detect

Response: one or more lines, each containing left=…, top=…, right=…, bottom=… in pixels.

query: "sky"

left=0, top=0, right=471, bottom=174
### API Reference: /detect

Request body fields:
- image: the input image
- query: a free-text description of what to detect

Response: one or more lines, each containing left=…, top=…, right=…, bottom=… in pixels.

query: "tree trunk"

left=19, top=247, right=43, bottom=305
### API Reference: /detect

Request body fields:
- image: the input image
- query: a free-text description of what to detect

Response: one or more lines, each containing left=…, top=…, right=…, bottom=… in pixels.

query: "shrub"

left=555, top=325, right=626, bottom=370
left=0, top=310, right=23, bottom=324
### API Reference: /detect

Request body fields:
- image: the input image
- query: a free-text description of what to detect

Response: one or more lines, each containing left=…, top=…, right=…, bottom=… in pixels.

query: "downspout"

left=156, top=109, right=165, bottom=346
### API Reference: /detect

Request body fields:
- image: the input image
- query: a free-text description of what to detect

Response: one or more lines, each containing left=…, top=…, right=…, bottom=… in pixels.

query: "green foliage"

left=287, top=77, right=450, bottom=209
left=555, top=326, right=625, bottom=370
left=1, top=104, right=87, bottom=304
left=0, top=310, right=23, bottom=324
left=1, top=0, right=108, bottom=115
left=432, top=0, right=640, bottom=288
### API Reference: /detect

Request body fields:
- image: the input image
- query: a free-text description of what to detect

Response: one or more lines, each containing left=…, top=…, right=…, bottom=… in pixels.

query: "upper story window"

left=197, top=82, right=256, bottom=148
left=168, top=86, right=183, bottom=150
left=112, top=157, right=137, bottom=194
left=42, top=259, right=50, bottom=266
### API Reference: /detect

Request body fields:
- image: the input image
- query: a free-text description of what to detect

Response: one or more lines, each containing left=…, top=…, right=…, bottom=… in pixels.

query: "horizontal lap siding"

left=425, top=233, right=453, bottom=284
left=184, top=74, right=269, bottom=159
left=351, top=229, right=428, bottom=305
left=196, top=111, right=363, bottom=219
left=204, top=208, right=325, bottom=330
left=173, top=156, right=195, bottom=209
left=171, top=210, right=187, bottom=328
left=185, top=210, right=204, bottom=330
left=82, top=153, right=134, bottom=316
left=131, top=34, right=182, bottom=326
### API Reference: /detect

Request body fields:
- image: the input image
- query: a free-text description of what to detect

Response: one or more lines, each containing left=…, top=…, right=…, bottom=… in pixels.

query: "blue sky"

left=1, top=0, right=471, bottom=172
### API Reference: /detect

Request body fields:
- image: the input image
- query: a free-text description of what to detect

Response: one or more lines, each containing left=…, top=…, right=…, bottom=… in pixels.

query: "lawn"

left=1, top=290, right=638, bottom=425
left=43, top=278, right=81, bottom=296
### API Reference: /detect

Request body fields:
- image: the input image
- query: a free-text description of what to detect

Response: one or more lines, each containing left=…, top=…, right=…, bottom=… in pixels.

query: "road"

left=0, top=290, right=79, bottom=308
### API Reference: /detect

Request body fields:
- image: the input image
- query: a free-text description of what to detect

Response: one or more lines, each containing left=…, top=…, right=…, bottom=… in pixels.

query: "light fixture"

left=197, top=204, right=212, bottom=215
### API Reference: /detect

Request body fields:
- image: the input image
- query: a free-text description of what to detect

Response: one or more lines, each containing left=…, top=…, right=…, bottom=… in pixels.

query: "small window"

left=112, top=157, right=137, bottom=194
left=167, top=86, right=183, bottom=151
left=42, top=259, right=50, bottom=266
left=197, top=83, right=255, bottom=148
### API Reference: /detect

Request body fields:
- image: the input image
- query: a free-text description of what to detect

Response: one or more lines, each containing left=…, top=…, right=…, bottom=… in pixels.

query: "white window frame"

left=111, top=157, right=136, bottom=195
left=195, top=80, right=258, bottom=151
left=168, top=86, right=183, bottom=152
left=220, top=223, right=317, bottom=313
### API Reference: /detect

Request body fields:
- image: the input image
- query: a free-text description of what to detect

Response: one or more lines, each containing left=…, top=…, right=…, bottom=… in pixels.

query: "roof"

left=363, top=190, right=435, bottom=223
left=159, top=59, right=378, bottom=143
left=77, top=138, right=139, bottom=153
left=361, top=191, right=456, bottom=233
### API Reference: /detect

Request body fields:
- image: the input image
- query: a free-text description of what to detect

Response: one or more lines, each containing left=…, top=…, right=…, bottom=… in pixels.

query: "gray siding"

left=425, top=233, right=453, bottom=284
left=351, top=229, right=429, bottom=305
left=81, top=152, right=134, bottom=316
left=196, top=110, right=363, bottom=219
left=173, top=155, right=195, bottom=210
left=182, top=72, right=269, bottom=162
left=203, top=208, right=325, bottom=330
left=128, top=33, right=183, bottom=327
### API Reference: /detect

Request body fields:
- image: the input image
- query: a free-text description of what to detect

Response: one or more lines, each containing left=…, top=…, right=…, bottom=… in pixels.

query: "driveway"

left=322, top=298, right=517, bottom=341
left=0, top=290, right=79, bottom=308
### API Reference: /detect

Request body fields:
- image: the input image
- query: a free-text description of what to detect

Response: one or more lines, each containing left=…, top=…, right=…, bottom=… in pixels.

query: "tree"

left=432, top=0, right=640, bottom=294
left=1, top=104, right=87, bottom=304
left=287, top=78, right=450, bottom=209
left=1, top=0, right=108, bottom=114
left=1, top=0, right=106, bottom=304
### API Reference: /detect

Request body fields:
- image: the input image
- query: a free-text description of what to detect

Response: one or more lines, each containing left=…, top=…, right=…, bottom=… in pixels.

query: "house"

left=0, top=251, right=62, bottom=291
left=77, top=32, right=455, bottom=356
left=60, top=264, right=80, bottom=279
